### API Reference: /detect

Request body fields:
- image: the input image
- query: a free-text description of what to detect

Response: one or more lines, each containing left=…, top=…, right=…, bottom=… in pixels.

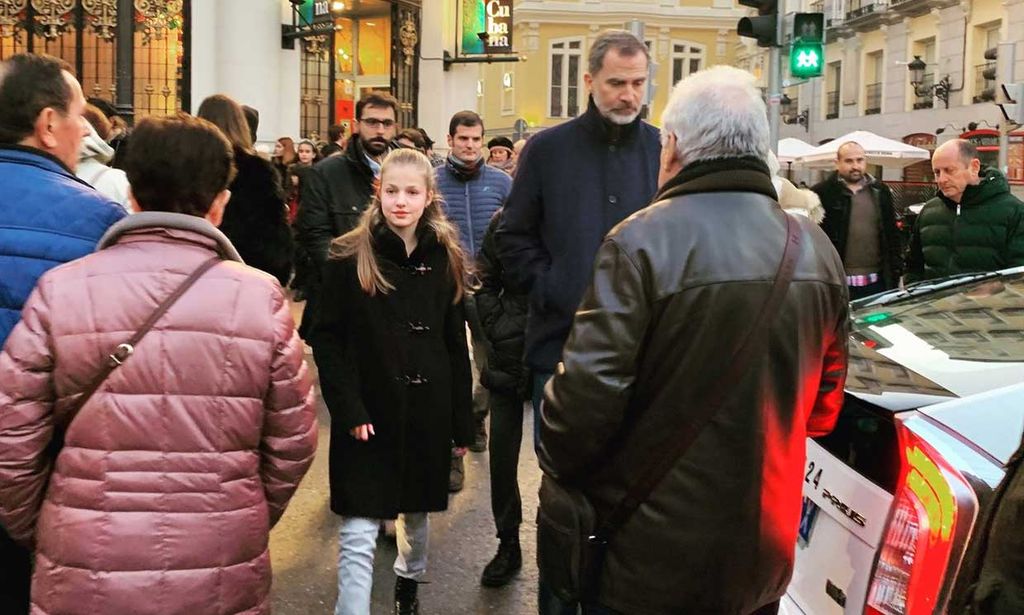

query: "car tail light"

left=865, top=422, right=971, bottom=615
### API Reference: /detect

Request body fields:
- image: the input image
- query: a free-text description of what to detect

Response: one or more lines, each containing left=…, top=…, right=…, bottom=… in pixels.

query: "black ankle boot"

left=394, top=576, right=420, bottom=615
left=480, top=536, right=522, bottom=587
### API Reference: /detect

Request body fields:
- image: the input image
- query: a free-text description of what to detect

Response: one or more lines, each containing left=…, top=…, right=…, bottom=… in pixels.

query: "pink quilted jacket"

left=0, top=213, right=318, bottom=615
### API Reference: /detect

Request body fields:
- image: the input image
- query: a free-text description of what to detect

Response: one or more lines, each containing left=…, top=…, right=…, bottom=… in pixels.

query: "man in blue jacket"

left=495, top=29, right=660, bottom=447
left=436, top=111, right=512, bottom=459
left=0, top=52, right=126, bottom=614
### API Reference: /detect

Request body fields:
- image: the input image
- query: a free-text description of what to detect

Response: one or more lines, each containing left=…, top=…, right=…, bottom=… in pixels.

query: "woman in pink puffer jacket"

left=0, top=114, right=318, bottom=615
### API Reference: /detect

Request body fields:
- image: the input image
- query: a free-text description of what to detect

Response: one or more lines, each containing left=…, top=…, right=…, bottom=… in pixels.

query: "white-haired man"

left=535, top=66, right=850, bottom=615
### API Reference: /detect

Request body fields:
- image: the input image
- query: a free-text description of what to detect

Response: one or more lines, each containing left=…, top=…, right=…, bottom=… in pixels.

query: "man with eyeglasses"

left=296, top=91, right=398, bottom=340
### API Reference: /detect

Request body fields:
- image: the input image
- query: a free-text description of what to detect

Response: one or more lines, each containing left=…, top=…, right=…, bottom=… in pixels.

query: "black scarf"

left=654, top=156, right=777, bottom=202
left=446, top=153, right=485, bottom=182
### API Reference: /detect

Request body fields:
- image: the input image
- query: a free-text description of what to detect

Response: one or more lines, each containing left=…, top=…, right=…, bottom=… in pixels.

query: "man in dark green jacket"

left=906, top=139, right=1024, bottom=281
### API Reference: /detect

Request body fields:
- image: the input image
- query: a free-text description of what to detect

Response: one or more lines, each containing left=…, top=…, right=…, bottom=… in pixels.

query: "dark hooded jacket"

left=218, top=148, right=293, bottom=287
left=812, top=171, right=903, bottom=288
left=474, top=210, right=528, bottom=399
left=296, top=138, right=388, bottom=338
left=906, top=167, right=1024, bottom=281
left=951, top=431, right=1024, bottom=615
left=538, top=158, right=849, bottom=615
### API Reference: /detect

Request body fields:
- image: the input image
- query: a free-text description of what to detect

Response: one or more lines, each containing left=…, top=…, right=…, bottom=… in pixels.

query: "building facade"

left=740, top=0, right=1024, bottom=182
left=471, top=0, right=748, bottom=137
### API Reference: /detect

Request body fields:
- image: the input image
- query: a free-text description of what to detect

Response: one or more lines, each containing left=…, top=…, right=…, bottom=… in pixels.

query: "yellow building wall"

left=965, top=0, right=1004, bottom=101
left=858, top=30, right=886, bottom=111
left=479, top=21, right=738, bottom=133
left=821, top=40, right=842, bottom=120
left=904, top=13, right=939, bottom=111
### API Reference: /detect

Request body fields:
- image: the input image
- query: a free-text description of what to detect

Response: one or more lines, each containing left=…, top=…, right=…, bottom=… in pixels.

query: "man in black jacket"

left=812, top=142, right=902, bottom=299
left=951, top=429, right=1024, bottom=615
left=295, top=92, right=397, bottom=339
left=537, top=66, right=849, bottom=615
left=496, top=29, right=660, bottom=452
left=474, top=209, right=530, bottom=587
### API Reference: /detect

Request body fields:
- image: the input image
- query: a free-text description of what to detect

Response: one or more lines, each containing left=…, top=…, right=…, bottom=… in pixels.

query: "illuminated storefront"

left=291, top=0, right=420, bottom=140
left=961, top=129, right=1024, bottom=184
left=0, top=0, right=189, bottom=121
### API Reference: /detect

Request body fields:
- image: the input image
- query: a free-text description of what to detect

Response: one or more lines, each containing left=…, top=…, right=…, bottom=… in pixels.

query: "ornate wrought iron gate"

left=391, top=0, right=420, bottom=128
left=0, top=0, right=188, bottom=120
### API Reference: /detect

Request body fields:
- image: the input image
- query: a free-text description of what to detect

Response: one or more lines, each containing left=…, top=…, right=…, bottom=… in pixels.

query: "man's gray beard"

left=606, top=110, right=640, bottom=125
left=595, top=99, right=640, bottom=125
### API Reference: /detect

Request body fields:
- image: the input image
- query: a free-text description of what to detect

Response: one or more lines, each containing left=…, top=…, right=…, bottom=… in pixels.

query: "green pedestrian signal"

left=790, top=13, right=824, bottom=79
left=791, top=42, right=823, bottom=78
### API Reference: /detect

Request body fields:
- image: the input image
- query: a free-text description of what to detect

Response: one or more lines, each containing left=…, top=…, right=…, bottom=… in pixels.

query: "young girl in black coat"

left=314, top=149, right=474, bottom=615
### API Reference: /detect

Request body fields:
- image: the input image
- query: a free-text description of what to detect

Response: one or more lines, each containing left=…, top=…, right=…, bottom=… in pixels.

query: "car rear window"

left=814, top=394, right=901, bottom=494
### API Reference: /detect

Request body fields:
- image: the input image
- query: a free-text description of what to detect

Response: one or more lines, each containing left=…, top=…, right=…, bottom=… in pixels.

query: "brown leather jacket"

left=539, top=158, right=850, bottom=615
left=0, top=213, right=318, bottom=615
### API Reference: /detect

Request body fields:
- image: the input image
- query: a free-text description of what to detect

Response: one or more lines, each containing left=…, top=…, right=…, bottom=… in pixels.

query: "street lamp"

left=908, top=55, right=953, bottom=109
left=780, top=94, right=809, bottom=132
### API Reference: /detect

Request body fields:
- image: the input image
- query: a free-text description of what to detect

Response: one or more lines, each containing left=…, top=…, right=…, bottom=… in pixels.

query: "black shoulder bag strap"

left=53, top=256, right=222, bottom=448
left=581, top=212, right=804, bottom=598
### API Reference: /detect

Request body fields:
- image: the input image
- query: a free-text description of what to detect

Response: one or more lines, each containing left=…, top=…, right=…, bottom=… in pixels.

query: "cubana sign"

left=460, top=0, right=513, bottom=55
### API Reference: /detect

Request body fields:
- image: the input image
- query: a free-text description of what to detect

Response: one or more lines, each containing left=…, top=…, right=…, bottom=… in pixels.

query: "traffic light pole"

left=768, top=0, right=785, bottom=154
left=998, top=41, right=1015, bottom=174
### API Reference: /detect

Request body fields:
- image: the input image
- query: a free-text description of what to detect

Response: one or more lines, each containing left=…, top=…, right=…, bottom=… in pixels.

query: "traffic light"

left=980, top=47, right=998, bottom=101
left=996, top=82, right=1024, bottom=125
left=790, top=13, right=824, bottom=78
left=737, top=0, right=778, bottom=48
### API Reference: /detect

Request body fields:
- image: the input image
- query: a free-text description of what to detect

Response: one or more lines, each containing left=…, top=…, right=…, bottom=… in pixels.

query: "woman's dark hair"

left=196, top=94, right=254, bottom=152
left=83, top=103, right=112, bottom=140
left=396, top=128, right=426, bottom=151
left=123, top=113, right=237, bottom=216
left=0, top=53, right=74, bottom=144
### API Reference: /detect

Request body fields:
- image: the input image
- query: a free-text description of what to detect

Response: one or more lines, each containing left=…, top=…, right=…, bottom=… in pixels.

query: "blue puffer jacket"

left=0, top=145, right=126, bottom=345
left=436, top=162, right=512, bottom=258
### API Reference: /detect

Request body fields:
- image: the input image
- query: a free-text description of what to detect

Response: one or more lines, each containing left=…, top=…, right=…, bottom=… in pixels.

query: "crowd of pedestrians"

left=2, top=24, right=1024, bottom=615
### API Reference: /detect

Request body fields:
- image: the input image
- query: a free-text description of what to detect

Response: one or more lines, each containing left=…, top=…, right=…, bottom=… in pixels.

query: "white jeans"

left=334, top=513, right=430, bottom=615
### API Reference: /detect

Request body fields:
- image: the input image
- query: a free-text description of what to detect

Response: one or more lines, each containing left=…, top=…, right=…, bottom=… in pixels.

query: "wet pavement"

left=270, top=302, right=541, bottom=614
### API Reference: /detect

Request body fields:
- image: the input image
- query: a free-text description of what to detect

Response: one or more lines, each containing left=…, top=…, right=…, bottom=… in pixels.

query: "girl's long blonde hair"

left=328, top=148, right=468, bottom=302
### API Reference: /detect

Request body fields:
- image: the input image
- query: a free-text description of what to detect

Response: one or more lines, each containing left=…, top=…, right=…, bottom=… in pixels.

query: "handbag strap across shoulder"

left=68, top=256, right=222, bottom=416
left=594, top=212, right=804, bottom=540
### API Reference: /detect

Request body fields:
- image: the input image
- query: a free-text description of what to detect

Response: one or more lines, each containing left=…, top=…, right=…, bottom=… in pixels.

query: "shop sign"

left=961, top=129, right=1000, bottom=149
left=460, top=0, right=513, bottom=55
left=299, top=0, right=334, bottom=25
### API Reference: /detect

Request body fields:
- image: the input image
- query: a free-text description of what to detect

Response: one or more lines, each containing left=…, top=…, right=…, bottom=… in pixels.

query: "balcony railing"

left=913, top=72, right=934, bottom=109
left=973, top=62, right=996, bottom=103
left=846, top=2, right=878, bottom=20
left=865, top=82, right=882, bottom=114
left=826, top=91, right=840, bottom=119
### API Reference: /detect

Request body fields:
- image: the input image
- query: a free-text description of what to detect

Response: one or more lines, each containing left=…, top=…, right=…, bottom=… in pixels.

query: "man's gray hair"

left=660, top=65, right=769, bottom=166
left=588, top=30, right=650, bottom=76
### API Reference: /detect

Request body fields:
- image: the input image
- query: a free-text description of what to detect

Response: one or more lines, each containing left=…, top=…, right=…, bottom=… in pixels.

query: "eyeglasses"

left=360, top=118, right=396, bottom=128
